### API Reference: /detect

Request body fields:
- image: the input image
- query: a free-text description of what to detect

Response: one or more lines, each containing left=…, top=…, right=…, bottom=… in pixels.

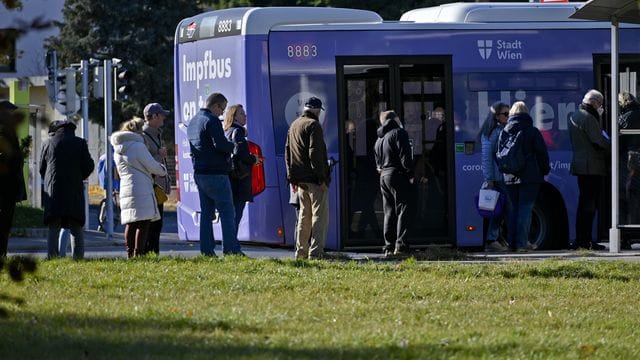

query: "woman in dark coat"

left=619, top=92, right=640, bottom=248
left=501, top=102, right=550, bottom=252
left=223, top=105, right=261, bottom=235
left=40, top=120, right=94, bottom=259
left=0, top=100, right=26, bottom=257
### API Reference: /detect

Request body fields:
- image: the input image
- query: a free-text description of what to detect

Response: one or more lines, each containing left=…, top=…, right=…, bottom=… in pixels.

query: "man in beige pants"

left=285, top=97, right=330, bottom=259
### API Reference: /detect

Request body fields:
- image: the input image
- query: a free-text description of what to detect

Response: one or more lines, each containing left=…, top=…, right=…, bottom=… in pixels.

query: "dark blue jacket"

left=503, top=113, right=550, bottom=184
left=187, top=109, right=234, bottom=175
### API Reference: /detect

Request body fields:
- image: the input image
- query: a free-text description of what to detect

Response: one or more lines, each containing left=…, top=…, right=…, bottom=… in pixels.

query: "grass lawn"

left=1, top=258, right=640, bottom=359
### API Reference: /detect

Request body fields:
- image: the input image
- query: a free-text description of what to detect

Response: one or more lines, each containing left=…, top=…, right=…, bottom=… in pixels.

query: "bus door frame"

left=335, top=55, right=456, bottom=250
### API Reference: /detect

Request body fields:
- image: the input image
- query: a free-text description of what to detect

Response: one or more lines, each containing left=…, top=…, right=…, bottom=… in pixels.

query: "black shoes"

left=569, top=241, right=606, bottom=251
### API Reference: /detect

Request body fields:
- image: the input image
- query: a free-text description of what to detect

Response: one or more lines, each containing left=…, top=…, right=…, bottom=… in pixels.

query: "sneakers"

left=486, top=240, right=508, bottom=252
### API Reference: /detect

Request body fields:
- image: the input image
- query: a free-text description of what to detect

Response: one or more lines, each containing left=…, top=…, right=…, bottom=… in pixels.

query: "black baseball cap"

left=304, top=97, right=325, bottom=111
left=0, top=100, right=18, bottom=111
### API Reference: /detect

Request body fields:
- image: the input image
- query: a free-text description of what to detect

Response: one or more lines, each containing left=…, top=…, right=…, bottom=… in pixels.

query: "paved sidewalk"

left=8, top=232, right=640, bottom=261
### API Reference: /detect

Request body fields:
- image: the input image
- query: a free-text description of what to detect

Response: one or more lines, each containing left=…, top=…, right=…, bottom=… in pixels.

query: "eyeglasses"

left=498, top=112, right=509, bottom=116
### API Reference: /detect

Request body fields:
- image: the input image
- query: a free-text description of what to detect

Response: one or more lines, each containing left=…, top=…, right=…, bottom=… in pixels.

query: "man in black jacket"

left=375, top=110, right=414, bottom=256
left=40, top=120, right=94, bottom=259
left=285, top=97, right=330, bottom=260
left=0, top=100, right=26, bottom=257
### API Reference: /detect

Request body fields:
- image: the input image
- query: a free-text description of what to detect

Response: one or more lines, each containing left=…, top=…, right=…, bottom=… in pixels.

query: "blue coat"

left=187, top=109, right=234, bottom=175
left=481, top=125, right=503, bottom=182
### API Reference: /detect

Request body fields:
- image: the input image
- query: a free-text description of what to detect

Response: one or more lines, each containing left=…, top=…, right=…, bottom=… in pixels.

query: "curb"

left=10, top=228, right=49, bottom=238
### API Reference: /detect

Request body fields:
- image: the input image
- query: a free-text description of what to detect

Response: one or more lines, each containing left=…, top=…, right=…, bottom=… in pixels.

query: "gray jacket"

left=569, top=105, right=610, bottom=176
left=142, top=124, right=172, bottom=195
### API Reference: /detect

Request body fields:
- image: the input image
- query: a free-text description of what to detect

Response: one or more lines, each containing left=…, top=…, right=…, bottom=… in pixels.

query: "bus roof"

left=176, top=7, right=382, bottom=43
left=400, top=2, right=586, bottom=23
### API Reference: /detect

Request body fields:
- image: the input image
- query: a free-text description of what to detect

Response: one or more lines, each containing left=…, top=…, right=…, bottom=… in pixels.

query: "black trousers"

left=146, top=203, right=163, bottom=254
left=0, top=200, right=16, bottom=257
left=575, top=175, right=602, bottom=245
left=380, top=173, right=410, bottom=252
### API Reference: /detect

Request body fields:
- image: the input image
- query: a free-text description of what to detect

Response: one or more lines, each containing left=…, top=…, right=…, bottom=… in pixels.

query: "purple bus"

left=174, top=3, right=640, bottom=250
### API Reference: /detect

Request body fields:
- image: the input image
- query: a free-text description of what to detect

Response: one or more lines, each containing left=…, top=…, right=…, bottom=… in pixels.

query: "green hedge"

left=12, top=205, right=44, bottom=229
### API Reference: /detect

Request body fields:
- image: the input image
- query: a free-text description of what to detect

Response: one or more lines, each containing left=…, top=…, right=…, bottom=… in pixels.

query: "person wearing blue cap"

left=285, top=96, right=330, bottom=260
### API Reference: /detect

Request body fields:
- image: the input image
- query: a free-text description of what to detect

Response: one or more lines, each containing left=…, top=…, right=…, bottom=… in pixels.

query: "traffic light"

left=44, top=50, right=58, bottom=104
left=55, top=69, right=79, bottom=115
left=114, top=68, right=133, bottom=101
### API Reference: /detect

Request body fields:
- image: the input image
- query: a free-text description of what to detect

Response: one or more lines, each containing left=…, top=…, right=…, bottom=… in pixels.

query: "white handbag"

left=478, top=189, right=500, bottom=211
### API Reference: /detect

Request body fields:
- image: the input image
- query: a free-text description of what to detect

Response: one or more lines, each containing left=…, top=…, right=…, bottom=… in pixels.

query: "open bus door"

left=337, top=56, right=455, bottom=250
left=595, top=54, right=640, bottom=242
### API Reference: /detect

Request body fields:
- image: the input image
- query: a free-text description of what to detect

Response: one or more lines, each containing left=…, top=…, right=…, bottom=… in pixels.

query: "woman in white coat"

left=111, top=118, right=167, bottom=257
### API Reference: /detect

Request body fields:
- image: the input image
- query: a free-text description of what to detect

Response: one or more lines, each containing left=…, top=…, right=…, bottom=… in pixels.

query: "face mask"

left=597, top=106, right=604, bottom=116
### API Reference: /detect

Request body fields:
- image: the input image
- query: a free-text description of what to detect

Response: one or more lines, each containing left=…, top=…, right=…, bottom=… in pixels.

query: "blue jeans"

left=486, top=181, right=511, bottom=242
left=194, top=174, right=240, bottom=255
left=506, top=183, right=540, bottom=249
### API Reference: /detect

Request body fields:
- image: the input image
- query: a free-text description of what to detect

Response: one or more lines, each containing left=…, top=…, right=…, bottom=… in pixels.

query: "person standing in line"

left=569, top=89, right=610, bottom=250
left=374, top=110, right=414, bottom=257
left=479, top=102, right=511, bottom=252
left=0, top=100, right=26, bottom=257
left=40, top=120, right=94, bottom=259
left=285, top=97, right=330, bottom=260
left=187, top=93, right=243, bottom=256
left=502, top=102, right=550, bottom=252
left=618, top=92, right=640, bottom=249
left=223, top=104, right=262, bottom=233
left=112, top=118, right=167, bottom=258
left=142, top=103, right=172, bottom=254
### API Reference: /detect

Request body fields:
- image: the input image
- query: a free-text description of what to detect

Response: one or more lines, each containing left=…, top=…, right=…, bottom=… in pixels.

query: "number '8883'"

left=287, top=45, right=318, bottom=59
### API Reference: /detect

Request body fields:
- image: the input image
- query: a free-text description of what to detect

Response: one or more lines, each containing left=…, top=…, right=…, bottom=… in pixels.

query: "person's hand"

left=409, top=177, right=415, bottom=185
left=255, top=156, right=264, bottom=165
left=320, top=183, right=328, bottom=192
left=292, top=184, right=298, bottom=192
left=159, top=147, right=168, bottom=159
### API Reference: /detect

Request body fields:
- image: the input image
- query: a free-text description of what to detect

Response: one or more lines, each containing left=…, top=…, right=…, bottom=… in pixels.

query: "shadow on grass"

left=369, top=247, right=473, bottom=262
left=498, top=262, right=632, bottom=282
left=0, top=312, right=559, bottom=359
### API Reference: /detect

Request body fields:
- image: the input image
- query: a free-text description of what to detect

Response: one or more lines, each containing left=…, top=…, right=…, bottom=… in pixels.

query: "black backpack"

left=227, top=128, right=251, bottom=180
left=495, top=128, right=526, bottom=175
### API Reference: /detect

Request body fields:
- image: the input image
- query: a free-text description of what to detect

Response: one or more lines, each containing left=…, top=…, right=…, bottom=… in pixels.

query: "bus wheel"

left=529, top=192, right=568, bottom=250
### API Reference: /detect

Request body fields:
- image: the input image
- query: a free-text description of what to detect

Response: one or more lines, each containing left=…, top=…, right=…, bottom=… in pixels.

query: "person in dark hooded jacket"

left=0, top=100, right=26, bottom=257
left=619, top=92, right=640, bottom=248
left=40, top=120, right=94, bottom=259
left=501, top=102, right=550, bottom=252
left=374, top=110, right=414, bottom=256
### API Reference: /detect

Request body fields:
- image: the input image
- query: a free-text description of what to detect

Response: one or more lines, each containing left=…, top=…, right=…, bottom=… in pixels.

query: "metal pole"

left=81, top=60, right=90, bottom=231
left=609, top=17, right=620, bottom=253
left=104, top=60, right=114, bottom=241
